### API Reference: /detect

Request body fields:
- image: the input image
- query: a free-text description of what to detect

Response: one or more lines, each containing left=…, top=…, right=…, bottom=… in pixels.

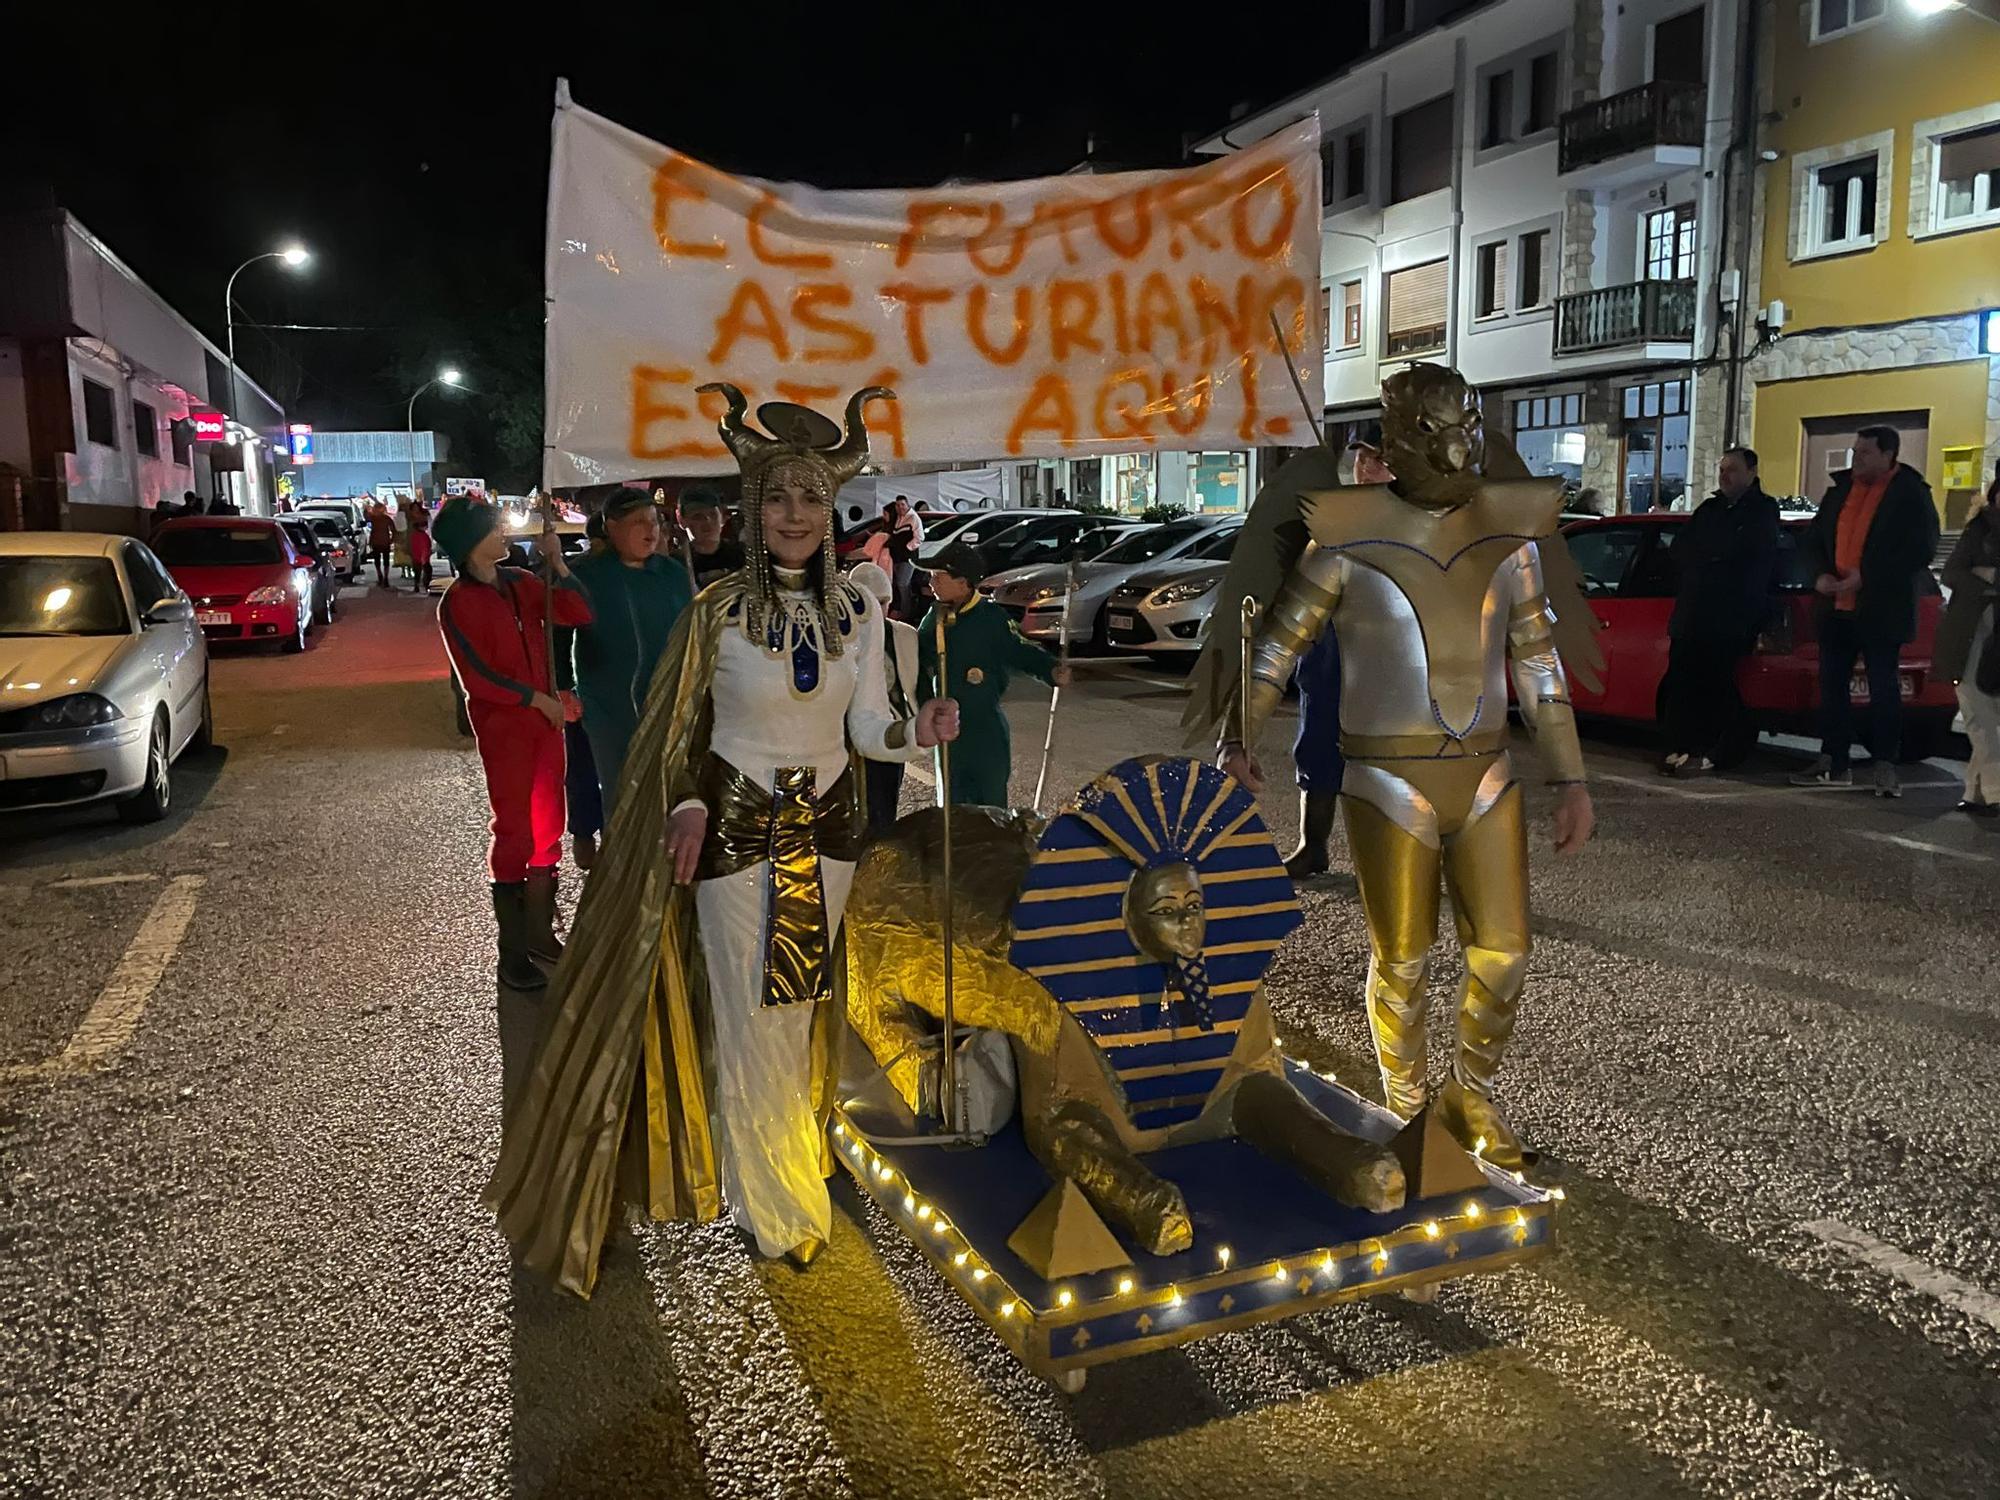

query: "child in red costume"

left=434, top=496, right=593, bottom=990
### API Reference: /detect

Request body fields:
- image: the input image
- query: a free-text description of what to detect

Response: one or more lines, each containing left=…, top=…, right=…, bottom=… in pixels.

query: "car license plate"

left=1109, top=612, right=1135, bottom=631
left=197, top=611, right=230, bottom=626
left=1849, top=672, right=1918, bottom=702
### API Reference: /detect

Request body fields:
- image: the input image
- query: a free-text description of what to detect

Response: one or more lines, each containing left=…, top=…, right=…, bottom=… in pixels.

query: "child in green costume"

left=916, top=540, right=1069, bottom=807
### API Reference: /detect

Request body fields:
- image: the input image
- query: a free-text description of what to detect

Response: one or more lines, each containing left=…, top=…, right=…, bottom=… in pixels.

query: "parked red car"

left=1561, top=514, right=1955, bottom=765
left=151, top=517, right=320, bottom=654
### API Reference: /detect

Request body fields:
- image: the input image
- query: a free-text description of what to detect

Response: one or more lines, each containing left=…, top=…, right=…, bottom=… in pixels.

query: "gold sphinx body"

left=1191, top=364, right=1600, bottom=1171
left=843, top=762, right=1407, bottom=1262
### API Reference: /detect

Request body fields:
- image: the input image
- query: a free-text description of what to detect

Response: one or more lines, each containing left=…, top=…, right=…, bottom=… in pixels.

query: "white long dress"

left=683, top=579, right=920, bottom=1256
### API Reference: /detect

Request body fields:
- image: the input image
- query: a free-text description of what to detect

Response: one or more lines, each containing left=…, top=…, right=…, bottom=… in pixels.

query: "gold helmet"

left=696, top=383, right=894, bottom=655
left=1380, top=363, right=1487, bottom=510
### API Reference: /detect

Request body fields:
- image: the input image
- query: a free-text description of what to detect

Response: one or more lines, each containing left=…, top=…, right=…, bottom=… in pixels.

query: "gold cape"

left=483, top=581, right=741, bottom=1298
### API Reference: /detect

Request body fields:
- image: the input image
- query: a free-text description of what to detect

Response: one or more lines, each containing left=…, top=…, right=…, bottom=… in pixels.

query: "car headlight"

left=1151, top=577, right=1218, bottom=605
left=33, top=693, right=121, bottom=729
left=244, top=584, right=292, bottom=605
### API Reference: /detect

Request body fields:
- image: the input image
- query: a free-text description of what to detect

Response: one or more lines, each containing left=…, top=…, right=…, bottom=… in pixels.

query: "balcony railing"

left=1558, top=80, right=1705, bottom=175
left=1554, top=279, right=1696, bottom=355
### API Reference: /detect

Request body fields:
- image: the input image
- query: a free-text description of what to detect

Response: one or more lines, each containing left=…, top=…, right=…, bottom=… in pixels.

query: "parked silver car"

left=990, top=515, right=1243, bottom=651
left=1104, top=522, right=1246, bottom=658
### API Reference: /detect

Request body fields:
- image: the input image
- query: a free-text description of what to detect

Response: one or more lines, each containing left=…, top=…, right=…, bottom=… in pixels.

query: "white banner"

left=543, top=90, right=1324, bottom=484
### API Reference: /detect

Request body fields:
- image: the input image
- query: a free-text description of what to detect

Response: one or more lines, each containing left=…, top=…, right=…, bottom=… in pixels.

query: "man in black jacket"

left=1788, top=425, right=1940, bottom=797
left=1661, top=446, right=1780, bottom=776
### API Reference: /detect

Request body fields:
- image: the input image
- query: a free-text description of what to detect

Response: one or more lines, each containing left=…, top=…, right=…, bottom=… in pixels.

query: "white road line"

left=48, top=873, right=160, bottom=890
left=1850, top=830, right=1997, bottom=865
left=3, top=875, right=203, bottom=1082
left=1591, top=771, right=1722, bottom=801
left=1800, top=1218, right=2000, bottom=1333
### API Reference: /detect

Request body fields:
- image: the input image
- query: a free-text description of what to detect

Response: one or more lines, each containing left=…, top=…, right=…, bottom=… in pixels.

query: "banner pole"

left=935, top=605, right=960, bottom=1133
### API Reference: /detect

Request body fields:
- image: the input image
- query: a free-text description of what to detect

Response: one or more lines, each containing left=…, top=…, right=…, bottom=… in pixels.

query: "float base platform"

left=833, top=1062, right=1560, bottom=1389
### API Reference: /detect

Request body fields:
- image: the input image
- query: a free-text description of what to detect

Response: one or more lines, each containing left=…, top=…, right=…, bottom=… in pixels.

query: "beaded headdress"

left=696, top=383, right=892, bottom=655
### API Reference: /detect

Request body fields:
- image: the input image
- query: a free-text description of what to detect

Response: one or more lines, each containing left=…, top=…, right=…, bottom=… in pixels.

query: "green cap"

left=432, top=495, right=501, bottom=566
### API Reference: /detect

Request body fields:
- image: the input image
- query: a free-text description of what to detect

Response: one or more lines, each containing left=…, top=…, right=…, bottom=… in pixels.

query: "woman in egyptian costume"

left=486, top=385, right=955, bottom=1293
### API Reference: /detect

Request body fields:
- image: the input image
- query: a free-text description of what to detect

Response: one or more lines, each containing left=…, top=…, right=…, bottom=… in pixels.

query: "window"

left=1481, top=70, right=1515, bottom=150
left=82, top=378, right=117, bottom=448
left=1813, top=0, right=1885, bottom=41
left=1934, top=121, right=2000, bottom=231
left=1644, top=203, right=1697, bottom=280
left=1477, top=45, right=1561, bottom=154
left=1517, top=229, right=1550, bottom=309
left=1511, top=393, right=1587, bottom=489
left=1321, top=122, right=1370, bottom=208
left=1565, top=526, right=1646, bottom=597
left=170, top=419, right=193, bottom=465
left=1384, top=260, right=1449, bottom=357
left=1476, top=240, right=1510, bottom=318
left=132, top=398, right=159, bottom=458
left=1320, top=285, right=1334, bottom=353
left=1525, top=52, right=1560, bottom=134
left=1379, top=0, right=1411, bottom=40
left=1811, top=157, right=1878, bottom=252
left=1651, top=7, right=1706, bottom=86
left=1390, top=94, right=1453, bottom=203
left=123, top=542, right=180, bottom=613
left=1340, top=280, right=1363, bottom=349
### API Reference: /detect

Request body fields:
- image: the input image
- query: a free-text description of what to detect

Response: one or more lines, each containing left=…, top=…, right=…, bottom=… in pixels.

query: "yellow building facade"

left=1744, top=0, right=2000, bottom=520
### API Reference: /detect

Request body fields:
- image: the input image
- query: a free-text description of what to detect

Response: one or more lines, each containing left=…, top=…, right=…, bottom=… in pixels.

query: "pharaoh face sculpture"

left=1123, top=862, right=1207, bottom=965
left=1381, top=364, right=1487, bottom=509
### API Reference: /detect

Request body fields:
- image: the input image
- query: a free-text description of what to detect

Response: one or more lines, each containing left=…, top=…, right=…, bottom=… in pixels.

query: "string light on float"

left=1056, top=1288, right=1074, bottom=1309
left=1270, top=1263, right=1289, bottom=1284
left=1215, top=1245, right=1232, bottom=1269
left=1116, top=1276, right=1135, bottom=1296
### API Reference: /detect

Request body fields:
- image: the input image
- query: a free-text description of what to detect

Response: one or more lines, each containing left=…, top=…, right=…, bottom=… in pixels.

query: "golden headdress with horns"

left=696, top=383, right=893, bottom=655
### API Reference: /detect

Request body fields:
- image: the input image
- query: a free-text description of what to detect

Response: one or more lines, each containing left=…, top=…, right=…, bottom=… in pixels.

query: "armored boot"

left=1283, top=790, right=1339, bottom=881
left=1434, top=933, right=1529, bottom=1170
left=522, top=865, right=565, bottom=966
left=1364, top=948, right=1432, bottom=1121
left=490, top=882, right=548, bottom=992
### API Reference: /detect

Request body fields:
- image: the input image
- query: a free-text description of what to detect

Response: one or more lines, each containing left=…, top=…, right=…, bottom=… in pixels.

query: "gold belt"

left=1339, top=728, right=1508, bottom=760
left=697, top=756, right=859, bottom=1006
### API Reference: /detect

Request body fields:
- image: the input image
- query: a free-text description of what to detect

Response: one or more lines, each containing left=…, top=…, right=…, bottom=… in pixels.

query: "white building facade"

left=0, top=209, right=287, bottom=534
left=1200, top=0, right=1749, bottom=514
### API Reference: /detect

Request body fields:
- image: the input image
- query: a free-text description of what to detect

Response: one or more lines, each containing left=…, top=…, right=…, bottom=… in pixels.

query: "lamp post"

left=406, top=368, right=462, bottom=503
left=222, top=246, right=308, bottom=515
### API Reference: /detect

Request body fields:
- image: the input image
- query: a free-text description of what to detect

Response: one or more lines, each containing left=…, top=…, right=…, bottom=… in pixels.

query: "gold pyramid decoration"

left=1390, top=1107, right=1490, bottom=1200
left=1006, top=1179, right=1134, bottom=1280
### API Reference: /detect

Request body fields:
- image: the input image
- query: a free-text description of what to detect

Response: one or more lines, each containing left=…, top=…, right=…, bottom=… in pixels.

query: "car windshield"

left=153, top=527, right=285, bottom=566
left=308, top=519, right=345, bottom=539
left=1095, top=521, right=1209, bottom=566
left=0, top=556, right=128, bottom=637
left=989, top=518, right=1091, bottom=566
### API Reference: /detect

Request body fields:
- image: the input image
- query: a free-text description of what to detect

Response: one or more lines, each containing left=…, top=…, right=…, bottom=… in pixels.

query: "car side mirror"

left=144, top=596, right=194, bottom=625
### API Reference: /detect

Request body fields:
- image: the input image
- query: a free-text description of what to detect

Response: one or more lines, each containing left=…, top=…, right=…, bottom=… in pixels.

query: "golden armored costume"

left=1186, top=364, right=1602, bottom=1170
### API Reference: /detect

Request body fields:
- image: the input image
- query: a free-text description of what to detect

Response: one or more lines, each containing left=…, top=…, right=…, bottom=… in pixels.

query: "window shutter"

left=1939, top=123, right=2000, bottom=182
left=1387, top=260, right=1450, bottom=336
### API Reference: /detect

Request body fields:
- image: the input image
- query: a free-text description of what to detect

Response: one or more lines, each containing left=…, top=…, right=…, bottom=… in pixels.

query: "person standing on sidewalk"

left=681, top=485, right=744, bottom=589
left=1937, top=465, right=2000, bottom=818
left=563, top=489, right=694, bottom=812
left=848, top=560, right=919, bottom=830
left=434, top=497, right=594, bottom=991
left=916, top=540, right=1067, bottom=807
left=1789, top=426, right=1940, bottom=797
left=1660, top=446, right=1780, bottom=778
left=408, top=501, right=435, bottom=596
left=367, top=501, right=396, bottom=588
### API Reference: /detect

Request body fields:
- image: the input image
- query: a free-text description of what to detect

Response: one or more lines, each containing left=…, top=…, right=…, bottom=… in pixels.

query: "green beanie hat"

left=433, top=495, right=501, bottom=566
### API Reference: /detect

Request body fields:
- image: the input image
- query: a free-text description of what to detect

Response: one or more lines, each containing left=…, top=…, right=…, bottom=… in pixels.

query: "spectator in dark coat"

left=1936, top=464, right=2000, bottom=816
left=1788, top=426, right=1940, bottom=797
left=1659, top=446, right=1780, bottom=777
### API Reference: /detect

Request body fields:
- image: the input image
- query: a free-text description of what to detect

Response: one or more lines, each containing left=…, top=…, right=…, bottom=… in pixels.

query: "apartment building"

left=1199, top=0, right=1750, bottom=514
left=1732, top=0, right=2000, bottom=519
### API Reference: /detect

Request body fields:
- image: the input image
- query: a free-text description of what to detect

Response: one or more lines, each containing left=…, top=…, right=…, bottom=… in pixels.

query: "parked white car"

left=0, top=532, right=212, bottom=822
left=1105, top=523, right=1246, bottom=658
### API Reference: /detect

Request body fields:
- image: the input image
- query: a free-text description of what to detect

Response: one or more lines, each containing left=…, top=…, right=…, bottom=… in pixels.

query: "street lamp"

left=407, top=367, right=463, bottom=503
left=222, top=245, right=309, bottom=513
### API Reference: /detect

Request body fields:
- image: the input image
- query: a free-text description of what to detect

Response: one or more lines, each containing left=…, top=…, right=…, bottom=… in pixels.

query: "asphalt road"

left=2, top=582, right=1996, bottom=1499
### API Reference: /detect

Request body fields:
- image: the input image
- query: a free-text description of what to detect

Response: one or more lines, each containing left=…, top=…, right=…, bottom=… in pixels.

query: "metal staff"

left=1238, top=596, right=1259, bottom=750
left=934, top=605, right=962, bottom=1134
left=1031, top=558, right=1081, bottom=814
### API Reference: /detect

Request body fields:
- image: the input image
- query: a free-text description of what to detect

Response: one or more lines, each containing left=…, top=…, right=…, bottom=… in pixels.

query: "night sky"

left=4, top=25, right=1360, bottom=487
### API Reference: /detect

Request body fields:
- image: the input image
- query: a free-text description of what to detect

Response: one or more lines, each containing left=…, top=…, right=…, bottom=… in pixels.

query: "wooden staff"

left=934, top=605, right=961, bottom=1132
left=541, top=490, right=559, bottom=702
left=1031, top=558, right=1081, bottom=815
